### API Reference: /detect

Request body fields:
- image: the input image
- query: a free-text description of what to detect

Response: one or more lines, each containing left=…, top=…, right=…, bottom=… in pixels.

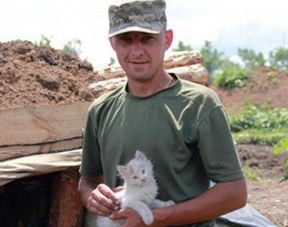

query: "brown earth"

left=238, top=144, right=288, bottom=227
left=1, top=40, right=288, bottom=226
left=0, top=40, right=105, bottom=109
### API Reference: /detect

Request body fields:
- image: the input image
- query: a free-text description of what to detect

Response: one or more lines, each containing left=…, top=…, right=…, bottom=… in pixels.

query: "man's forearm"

left=154, top=178, right=247, bottom=226
left=78, top=175, right=104, bottom=206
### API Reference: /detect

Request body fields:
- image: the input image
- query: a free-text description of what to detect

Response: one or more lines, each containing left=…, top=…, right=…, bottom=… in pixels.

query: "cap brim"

left=108, top=26, right=161, bottom=38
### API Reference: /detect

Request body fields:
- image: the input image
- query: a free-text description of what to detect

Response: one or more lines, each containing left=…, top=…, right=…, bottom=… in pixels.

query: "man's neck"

left=127, top=71, right=173, bottom=97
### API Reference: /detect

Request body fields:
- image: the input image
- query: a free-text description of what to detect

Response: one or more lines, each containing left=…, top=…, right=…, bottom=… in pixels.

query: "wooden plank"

left=0, top=137, right=82, bottom=161
left=0, top=102, right=90, bottom=147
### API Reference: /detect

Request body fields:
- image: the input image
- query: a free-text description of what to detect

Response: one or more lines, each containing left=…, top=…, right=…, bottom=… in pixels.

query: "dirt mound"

left=212, top=67, right=288, bottom=114
left=238, top=144, right=288, bottom=179
left=0, top=40, right=105, bottom=109
left=236, top=144, right=288, bottom=226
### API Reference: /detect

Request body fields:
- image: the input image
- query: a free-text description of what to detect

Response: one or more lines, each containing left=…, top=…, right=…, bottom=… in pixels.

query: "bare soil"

left=238, top=144, right=288, bottom=227
left=0, top=40, right=105, bottom=109
left=1, top=40, right=288, bottom=226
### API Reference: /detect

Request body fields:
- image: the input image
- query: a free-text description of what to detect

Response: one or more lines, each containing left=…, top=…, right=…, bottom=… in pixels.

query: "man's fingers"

left=87, top=200, right=109, bottom=216
left=110, top=208, right=134, bottom=220
left=97, top=184, right=120, bottom=205
left=90, top=192, right=119, bottom=213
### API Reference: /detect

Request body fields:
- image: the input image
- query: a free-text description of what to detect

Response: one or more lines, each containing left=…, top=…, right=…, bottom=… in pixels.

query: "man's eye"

left=133, top=176, right=138, bottom=179
left=119, top=36, right=132, bottom=43
left=142, top=36, right=154, bottom=43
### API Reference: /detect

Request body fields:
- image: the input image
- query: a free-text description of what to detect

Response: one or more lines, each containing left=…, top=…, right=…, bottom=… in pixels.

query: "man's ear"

left=109, top=37, right=116, bottom=51
left=165, top=29, right=173, bottom=50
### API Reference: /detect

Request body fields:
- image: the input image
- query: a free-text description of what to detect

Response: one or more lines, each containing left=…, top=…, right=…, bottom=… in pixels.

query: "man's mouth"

left=129, top=61, right=148, bottom=64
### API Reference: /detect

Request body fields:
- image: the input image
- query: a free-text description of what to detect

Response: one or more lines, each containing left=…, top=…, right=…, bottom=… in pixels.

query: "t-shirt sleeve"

left=79, top=105, right=103, bottom=177
left=197, top=106, right=243, bottom=182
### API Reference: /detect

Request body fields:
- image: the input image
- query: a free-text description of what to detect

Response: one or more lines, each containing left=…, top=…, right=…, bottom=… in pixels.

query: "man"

left=78, top=0, right=247, bottom=226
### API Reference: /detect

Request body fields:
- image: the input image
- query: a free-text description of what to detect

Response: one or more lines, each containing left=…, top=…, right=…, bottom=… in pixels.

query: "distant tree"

left=35, top=35, right=52, bottom=47
left=238, top=48, right=265, bottom=68
left=63, top=39, right=82, bottom=57
left=200, top=41, right=224, bottom=81
left=173, top=41, right=193, bottom=51
left=269, top=46, right=288, bottom=72
left=109, top=57, right=116, bottom=66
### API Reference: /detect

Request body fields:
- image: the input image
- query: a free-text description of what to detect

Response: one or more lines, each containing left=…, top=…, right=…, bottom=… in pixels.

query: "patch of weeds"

left=243, top=166, right=261, bottom=181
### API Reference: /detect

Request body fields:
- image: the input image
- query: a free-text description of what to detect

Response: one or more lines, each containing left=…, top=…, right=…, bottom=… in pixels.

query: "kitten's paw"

left=165, top=200, right=175, bottom=206
left=142, top=212, right=154, bottom=225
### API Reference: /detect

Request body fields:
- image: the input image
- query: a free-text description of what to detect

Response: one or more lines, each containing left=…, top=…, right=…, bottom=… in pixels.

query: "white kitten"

left=85, top=150, right=174, bottom=227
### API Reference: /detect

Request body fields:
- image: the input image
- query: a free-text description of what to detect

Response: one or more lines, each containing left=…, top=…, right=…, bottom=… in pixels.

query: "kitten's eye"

left=141, top=169, right=145, bottom=174
left=133, top=176, right=138, bottom=179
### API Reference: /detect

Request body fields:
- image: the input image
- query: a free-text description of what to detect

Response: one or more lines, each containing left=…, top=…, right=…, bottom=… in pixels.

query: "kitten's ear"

left=135, top=150, right=147, bottom=161
left=117, top=165, right=127, bottom=176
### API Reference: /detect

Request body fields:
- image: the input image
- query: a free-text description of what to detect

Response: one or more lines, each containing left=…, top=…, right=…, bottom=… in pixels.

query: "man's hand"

left=86, top=183, right=122, bottom=216
left=111, top=208, right=165, bottom=227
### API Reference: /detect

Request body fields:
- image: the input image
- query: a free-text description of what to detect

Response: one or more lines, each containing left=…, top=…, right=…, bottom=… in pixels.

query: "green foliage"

left=62, top=39, right=82, bottom=57
left=172, top=41, right=193, bottom=51
left=109, top=57, right=116, bottom=66
left=213, top=61, right=248, bottom=89
left=269, top=46, right=288, bottom=72
left=230, top=104, right=288, bottom=132
left=35, top=35, right=52, bottom=47
left=243, top=166, right=261, bottom=181
left=230, top=104, right=288, bottom=147
left=233, top=128, right=287, bottom=146
left=273, top=137, right=288, bottom=154
left=200, top=41, right=224, bottom=77
left=238, top=48, right=265, bottom=68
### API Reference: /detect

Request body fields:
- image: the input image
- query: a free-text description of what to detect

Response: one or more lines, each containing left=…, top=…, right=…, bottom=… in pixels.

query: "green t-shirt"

left=80, top=74, right=243, bottom=227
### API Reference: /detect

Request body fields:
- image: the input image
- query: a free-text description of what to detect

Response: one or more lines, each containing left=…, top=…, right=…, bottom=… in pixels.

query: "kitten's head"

left=117, top=150, right=153, bottom=186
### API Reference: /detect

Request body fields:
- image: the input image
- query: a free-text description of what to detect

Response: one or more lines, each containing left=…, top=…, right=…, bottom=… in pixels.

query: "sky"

left=1, top=0, right=288, bottom=69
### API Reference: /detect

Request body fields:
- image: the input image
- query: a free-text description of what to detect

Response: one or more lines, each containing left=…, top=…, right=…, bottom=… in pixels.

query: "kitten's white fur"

left=85, top=150, right=174, bottom=227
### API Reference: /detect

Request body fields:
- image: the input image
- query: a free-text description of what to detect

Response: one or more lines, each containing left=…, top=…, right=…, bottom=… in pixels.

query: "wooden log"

left=167, top=64, right=209, bottom=86
left=0, top=103, right=90, bottom=161
left=49, top=168, right=84, bottom=227
left=164, top=51, right=203, bottom=69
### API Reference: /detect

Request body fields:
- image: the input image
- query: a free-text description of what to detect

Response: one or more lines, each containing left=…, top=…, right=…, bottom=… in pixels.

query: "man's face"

left=110, top=30, right=173, bottom=82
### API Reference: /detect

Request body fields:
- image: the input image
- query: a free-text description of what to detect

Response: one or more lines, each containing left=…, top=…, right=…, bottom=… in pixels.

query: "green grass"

left=230, top=104, right=288, bottom=147
left=242, top=166, right=261, bottom=181
left=233, top=128, right=288, bottom=146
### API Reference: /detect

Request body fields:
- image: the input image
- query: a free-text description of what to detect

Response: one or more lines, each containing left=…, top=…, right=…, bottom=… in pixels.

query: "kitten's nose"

left=141, top=177, right=147, bottom=183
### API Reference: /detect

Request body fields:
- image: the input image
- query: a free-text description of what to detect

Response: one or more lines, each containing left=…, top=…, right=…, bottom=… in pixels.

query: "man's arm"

left=78, top=175, right=121, bottom=216
left=111, top=178, right=247, bottom=227
left=155, top=178, right=247, bottom=226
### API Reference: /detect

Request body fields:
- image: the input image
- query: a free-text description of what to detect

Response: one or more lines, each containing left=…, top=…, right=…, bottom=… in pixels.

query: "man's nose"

left=130, top=41, right=145, bottom=55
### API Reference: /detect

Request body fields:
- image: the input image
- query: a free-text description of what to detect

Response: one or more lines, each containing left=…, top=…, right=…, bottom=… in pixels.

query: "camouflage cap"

left=108, top=0, right=167, bottom=38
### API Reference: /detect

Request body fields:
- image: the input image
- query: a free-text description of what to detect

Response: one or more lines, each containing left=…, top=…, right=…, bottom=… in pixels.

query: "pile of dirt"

left=238, top=144, right=288, bottom=227
left=0, top=40, right=105, bottom=109
left=212, top=66, right=288, bottom=114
